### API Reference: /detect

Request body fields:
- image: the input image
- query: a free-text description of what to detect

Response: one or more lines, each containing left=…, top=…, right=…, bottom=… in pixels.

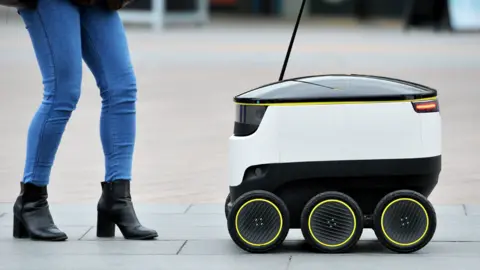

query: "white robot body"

left=229, top=101, right=441, bottom=187
left=228, top=76, right=441, bottom=187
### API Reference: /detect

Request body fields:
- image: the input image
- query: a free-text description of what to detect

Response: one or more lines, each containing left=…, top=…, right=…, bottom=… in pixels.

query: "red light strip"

left=415, top=102, right=437, bottom=110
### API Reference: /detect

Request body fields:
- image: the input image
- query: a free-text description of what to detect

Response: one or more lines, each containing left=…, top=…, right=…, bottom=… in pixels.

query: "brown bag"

left=71, top=0, right=96, bottom=5
left=0, top=0, right=36, bottom=9
left=104, top=0, right=134, bottom=10
left=70, top=0, right=134, bottom=10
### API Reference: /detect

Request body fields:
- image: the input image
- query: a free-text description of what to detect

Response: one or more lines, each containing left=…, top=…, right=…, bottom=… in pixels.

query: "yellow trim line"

left=235, top=97, right=437, bottom=106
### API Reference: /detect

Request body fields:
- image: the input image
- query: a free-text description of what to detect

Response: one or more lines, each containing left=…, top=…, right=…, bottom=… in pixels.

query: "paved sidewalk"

left=1, top=203, right=480, bottom=270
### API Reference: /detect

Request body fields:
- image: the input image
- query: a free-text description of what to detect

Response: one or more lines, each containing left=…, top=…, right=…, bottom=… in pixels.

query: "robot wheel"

left=373, top=190, right=437, bottom=253
left=227, top=190, right=290, bottom=253
left=300, top=191, right=364, bottom=253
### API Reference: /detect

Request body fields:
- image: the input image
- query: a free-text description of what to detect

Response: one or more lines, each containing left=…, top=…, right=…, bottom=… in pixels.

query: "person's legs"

left=80, top=7, right=157, bottom=240
left=21, top=0, right=83, bottom=187
left=13, top=0, right=82, bottom=241
left=80, top=7, right=136, bottom=183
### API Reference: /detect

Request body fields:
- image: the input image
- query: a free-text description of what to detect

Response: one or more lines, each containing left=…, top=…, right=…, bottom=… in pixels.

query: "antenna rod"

left=279, top=0, right=307, bottom=81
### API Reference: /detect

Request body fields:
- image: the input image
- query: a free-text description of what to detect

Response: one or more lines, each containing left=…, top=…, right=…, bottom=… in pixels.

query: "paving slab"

left=0, top=240, right=185, bottom=255
left=186, top=203, right=225, bottom=214
left=180, top=239, right=480, bottom=256
left=433, top=204, right=467, bottom=216
left=81, top=225, right=231, bottom=241
left=288, top=254, right=480, bottom=270
left=179, top=239, right=319, bottom=255
left=0, top=254, right=292, bottom=270
left=0, top=204, right=10, bottom=213
left=465, top=204, right=480, bottom=216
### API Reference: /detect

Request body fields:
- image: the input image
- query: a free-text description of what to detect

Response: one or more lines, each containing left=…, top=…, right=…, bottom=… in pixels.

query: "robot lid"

left=234, top=74, right=437, bottom=105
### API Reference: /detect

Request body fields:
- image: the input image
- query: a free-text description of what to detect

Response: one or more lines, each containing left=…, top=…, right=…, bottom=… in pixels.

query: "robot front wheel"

left=226, top=190, right=290, bottom=253
left=300, top=191, right=364, bottom=253
left=373, top=190, right=437, bottom=253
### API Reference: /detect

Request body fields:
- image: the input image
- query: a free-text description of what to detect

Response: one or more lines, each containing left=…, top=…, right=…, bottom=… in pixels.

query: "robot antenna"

left=278, top=0, right=308, bottom=81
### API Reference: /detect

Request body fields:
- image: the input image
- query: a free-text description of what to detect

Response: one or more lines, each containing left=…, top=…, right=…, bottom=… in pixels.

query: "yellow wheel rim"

left=234, top=198, right=283, bottom=247
left=308, top=199, right=357, bottom=248
left=380, top=198, right=430, bottom=246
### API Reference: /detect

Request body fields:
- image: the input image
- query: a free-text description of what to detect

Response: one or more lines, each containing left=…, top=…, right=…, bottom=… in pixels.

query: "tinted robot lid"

left=234, top=74, right=437, bottom=104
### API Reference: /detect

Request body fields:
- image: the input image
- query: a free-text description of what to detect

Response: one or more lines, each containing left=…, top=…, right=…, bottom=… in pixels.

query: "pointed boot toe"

left=122, top=225, right=158, bottom=240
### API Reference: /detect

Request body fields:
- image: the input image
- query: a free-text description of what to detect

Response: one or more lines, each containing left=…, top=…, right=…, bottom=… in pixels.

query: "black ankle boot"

left=97, top=180, right=158, bottom=240
left=12, top=182, right=68, bottom=241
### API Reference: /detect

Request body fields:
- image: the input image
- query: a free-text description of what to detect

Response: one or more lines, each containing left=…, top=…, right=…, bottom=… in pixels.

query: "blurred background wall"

left=205, top=0, right=446, bottom=22
left=117, top=0, right=461, bottom=31
left=3, top=0, right=474, bottom=32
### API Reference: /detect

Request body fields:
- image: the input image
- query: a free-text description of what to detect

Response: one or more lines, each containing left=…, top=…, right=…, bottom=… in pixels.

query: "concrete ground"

left=1, top=203, right=480, bottom=270
left=0, top=13, right=479, bottom=270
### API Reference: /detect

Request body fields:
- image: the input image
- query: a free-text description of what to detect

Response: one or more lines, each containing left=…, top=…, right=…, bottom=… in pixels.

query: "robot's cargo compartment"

left=234, top=74, right=437, bottom=104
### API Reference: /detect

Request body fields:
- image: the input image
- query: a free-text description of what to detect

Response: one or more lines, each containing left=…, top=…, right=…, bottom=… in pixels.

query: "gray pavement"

left=1, top=202, right=480, bottom=269
left=0, top=14, right=480, bottom=269
left=1, top=202, right=480, bottom=270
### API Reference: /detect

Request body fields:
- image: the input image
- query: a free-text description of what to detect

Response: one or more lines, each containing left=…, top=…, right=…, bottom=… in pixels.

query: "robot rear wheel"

left=227, top=190, right=290, bottom=253
left=373, top=190, right=437, bottom=253
left=300, top=191, right=364, bottom=253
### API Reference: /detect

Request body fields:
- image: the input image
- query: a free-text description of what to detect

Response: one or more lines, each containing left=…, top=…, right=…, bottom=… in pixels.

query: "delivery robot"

left=224, top=0, right=441, bottom=255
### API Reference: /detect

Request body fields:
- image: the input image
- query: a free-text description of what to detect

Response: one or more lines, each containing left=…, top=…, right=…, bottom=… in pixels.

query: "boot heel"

left=13, top=217, right=29, bottom=239
left=97, top=212, right=115, bottom=238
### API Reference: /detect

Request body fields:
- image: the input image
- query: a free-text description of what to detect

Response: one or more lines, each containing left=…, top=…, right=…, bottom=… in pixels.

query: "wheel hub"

left=309, top=200, right=355, bottom=246
left=381, top=199, right=428, bottom=245
left=236, top=200, right=281, bottom=245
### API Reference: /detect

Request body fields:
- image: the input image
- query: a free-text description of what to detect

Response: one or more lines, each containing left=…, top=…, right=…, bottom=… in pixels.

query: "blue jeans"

left=19, top=0, right=137, bottom=186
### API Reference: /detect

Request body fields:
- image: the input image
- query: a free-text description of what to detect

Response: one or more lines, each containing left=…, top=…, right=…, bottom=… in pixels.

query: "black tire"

left=227, top=190, right=290, bottom=253
left=301, top=191, right=363, bottom=253
left=373, top=190, right=437, bottom=253
left=225, top=193, right=232, bottom=219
